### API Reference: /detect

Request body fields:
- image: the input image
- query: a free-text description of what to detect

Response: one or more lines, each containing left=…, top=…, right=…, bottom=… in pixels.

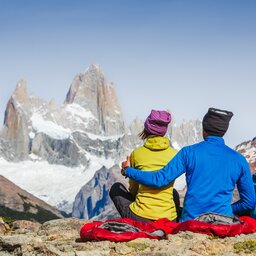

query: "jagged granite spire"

left=65, top=64, right=125, bottom=136
left=2, top=80, right=31, bottom=159
left=12, top=80, right=29, bottom=102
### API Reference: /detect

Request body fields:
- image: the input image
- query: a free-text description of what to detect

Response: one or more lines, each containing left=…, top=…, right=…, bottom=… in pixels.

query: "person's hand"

left=121, top=156, right=130, bottom=176
left=122, top=156, right=131, bottom=169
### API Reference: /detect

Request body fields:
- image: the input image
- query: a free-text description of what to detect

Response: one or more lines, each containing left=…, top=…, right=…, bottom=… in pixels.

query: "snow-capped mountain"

left=0, top=65, right=125, bottom=166
left=236, top=137, right=256, bottom=174
left=0, top=64, right=202, bottom=218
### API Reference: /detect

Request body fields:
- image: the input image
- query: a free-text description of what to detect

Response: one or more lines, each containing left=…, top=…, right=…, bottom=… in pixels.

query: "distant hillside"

left=0, top=175, right=64, bottom=223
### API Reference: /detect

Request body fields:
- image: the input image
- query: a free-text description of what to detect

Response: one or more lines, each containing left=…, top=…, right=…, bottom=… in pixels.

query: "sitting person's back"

left=110, top=110, right=179, bottom=222
left=179, top=135, right=251, bottom=220
left=129, top=135, right=177, bottom=220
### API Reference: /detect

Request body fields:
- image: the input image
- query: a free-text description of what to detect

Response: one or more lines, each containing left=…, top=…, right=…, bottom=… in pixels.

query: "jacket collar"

left=204, top=136, right=225, bottom=144
left=144, top=137, right=170, bottom=150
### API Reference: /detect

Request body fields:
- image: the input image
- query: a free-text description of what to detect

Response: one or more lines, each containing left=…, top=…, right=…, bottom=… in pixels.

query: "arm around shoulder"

left=126, top=148, right=187, bottom=188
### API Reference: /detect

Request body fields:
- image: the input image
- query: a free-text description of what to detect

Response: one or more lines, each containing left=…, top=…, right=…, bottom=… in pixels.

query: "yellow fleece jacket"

left=129, top=137, right=178, bottom=221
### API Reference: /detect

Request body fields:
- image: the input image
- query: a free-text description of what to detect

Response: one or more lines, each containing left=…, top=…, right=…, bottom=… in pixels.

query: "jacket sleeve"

left=125, top=148, right=186, bottom=188
left=232, top=158, right=256, bottom=216
left=128, top=151, right=139, bottom=197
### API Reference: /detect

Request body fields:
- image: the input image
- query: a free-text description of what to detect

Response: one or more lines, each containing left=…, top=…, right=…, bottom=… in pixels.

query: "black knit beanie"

left=202, top=108, right=234, bottom=137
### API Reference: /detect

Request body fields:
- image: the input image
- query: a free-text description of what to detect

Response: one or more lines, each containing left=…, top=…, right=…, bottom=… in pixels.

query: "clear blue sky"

left=0, top=0, right=255, bottom=147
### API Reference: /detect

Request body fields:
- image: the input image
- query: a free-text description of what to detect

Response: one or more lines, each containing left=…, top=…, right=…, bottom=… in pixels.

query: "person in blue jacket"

left=121, top=108, right=256, bottom=222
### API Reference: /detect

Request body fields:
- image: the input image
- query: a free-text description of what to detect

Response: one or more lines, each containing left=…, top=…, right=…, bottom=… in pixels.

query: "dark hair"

left=138, top=129, right=153, bottom=140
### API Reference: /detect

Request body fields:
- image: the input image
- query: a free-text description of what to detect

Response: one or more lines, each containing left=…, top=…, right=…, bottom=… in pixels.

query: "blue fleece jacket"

left=126, top=136, right=256, bottom=222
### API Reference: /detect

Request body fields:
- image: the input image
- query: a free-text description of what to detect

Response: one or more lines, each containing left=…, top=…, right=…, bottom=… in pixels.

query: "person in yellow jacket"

left=109, top=109, right=180, bottom=222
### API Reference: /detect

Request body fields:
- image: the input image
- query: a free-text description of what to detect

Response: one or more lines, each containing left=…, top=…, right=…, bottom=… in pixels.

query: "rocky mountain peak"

left=1, top=80, right=31, bottom=158
left=3, top=80, right=29, bottom=129
left=86, top=63, right=104, bottom=76
left=13, top=80, right=28, bottom=102
left=64, top=64, right=125, bottom=136
left=64, top=64, right=109, bottom=105
left=65, top=64, right=105, bottom=105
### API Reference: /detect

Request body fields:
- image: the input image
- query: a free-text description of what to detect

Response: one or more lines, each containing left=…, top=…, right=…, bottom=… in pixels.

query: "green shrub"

left=234, top=240, right=256, bottom=254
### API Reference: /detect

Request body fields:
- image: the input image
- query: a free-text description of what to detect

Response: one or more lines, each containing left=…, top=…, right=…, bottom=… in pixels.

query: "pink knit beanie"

left=144, top=110, right=171, bottom=136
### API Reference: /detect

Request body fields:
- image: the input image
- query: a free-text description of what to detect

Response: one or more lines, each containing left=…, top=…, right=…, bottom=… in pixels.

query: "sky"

left=0, top=0, right=255, bottom=147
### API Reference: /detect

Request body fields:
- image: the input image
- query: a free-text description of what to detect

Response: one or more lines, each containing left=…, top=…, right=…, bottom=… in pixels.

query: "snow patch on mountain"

left=85, top=132, right=124, bottom=141
left=0, top=156, right=115, bottom=214
left=31, top=113, right=71, bottom=140
left=65, top=103, right=97, bottom=121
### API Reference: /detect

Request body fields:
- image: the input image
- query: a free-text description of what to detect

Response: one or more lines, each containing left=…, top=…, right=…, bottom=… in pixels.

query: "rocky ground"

left=1, top=217, right=256, bottom=256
